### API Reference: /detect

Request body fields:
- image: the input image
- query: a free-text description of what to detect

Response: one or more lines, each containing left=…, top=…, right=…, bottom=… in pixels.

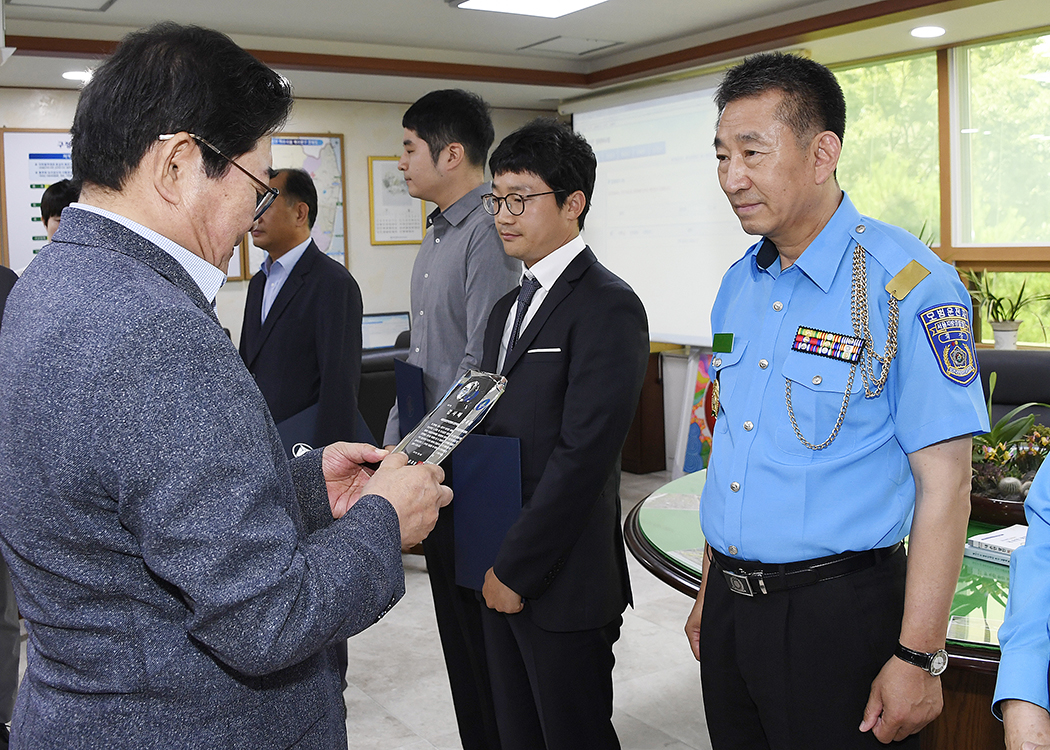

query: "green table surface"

left=635, top=470, right=1008, bottom=651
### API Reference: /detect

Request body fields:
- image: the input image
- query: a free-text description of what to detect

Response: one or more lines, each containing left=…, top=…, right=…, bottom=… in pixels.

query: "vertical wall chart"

left=1, top=130, right=73, bottom=270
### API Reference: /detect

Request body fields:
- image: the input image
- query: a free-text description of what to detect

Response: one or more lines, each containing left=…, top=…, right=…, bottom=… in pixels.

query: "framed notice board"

left=0, top=129, right=73, bottom=270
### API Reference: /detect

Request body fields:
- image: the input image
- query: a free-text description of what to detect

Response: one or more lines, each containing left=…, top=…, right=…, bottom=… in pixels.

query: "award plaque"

left=393, top=370, right=507, bottom=465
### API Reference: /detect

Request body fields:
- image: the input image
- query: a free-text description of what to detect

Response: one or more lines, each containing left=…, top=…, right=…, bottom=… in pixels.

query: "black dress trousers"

left=699, top=546, right=920, bottom=750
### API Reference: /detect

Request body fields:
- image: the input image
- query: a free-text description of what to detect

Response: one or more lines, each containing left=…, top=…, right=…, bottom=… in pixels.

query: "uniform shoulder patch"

left=918, top=304, right=978, bottom=386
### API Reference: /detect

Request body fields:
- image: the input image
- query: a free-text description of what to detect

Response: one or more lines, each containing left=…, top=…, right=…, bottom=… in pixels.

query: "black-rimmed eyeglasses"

left=158, top=133, right=280, bottom=221
left=481, top=190, right=565, bottom=216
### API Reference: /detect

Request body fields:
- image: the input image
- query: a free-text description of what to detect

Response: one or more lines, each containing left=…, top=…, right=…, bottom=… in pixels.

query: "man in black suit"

left=0, top=264, right=16, bottom=749
left=240, top=168, right=363, bottom=451
left=476, top=119, right=649, bottom=750
left=0, top=266, right=15, bottom=323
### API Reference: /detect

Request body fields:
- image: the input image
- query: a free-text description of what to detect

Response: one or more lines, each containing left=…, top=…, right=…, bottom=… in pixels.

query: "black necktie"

left=508, top=274, right=541, bottom=353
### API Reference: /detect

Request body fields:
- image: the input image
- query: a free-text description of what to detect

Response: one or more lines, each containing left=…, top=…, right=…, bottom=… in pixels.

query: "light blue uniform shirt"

left=994, top=465, right=1050, bottom=718
left=701, top=192, right=988, bottom=564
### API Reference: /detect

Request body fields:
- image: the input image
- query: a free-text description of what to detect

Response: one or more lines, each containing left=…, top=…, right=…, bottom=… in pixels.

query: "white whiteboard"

left=1, top=130, right=73, bottom=271
left=574, top=87, right=753, bottom=347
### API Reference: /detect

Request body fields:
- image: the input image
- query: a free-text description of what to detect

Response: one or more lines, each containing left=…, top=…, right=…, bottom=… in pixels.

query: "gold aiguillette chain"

left=786, top=243, right=898, bottom=450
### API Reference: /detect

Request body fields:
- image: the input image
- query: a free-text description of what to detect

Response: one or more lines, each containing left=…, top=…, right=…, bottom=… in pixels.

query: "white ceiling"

left=1, top=0, right=1048, bottom=109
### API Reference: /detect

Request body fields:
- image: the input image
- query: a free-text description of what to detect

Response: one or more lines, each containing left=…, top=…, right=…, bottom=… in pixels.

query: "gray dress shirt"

left=383, top=182, right=519, bottom=444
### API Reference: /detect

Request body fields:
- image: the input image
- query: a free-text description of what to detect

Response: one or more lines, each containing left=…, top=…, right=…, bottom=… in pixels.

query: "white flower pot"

left=991, top=320, right=1021, bottom=350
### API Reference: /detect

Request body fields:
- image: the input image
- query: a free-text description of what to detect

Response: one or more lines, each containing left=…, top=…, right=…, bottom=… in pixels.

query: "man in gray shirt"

left=384, top=89, right=518, bottom=750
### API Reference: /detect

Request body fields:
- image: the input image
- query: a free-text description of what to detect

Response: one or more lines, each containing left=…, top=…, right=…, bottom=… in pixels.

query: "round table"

left=624, top=470, right=1007, bottom=750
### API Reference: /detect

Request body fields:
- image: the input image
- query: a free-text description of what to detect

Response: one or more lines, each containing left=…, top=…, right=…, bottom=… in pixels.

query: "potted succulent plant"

left=964, top=269, right=1050, bottom=349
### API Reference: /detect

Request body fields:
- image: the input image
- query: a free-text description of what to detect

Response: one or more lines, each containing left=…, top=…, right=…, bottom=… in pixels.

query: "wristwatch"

left=894, top=642, right=948, bottom=676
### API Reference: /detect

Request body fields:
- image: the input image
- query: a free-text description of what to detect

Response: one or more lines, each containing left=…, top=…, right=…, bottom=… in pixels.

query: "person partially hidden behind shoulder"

left=684, top=52, right=988, bottom=749
left=0, top=22, right=449, bottom=750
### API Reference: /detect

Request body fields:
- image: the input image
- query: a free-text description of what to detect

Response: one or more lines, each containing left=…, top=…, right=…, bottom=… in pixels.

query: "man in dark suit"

left=476, top=119, right=650, bottom=750
left=0, top=265, right=17, bottom=750
left=240, top=167, right=363, bottom=452
left=0, top=266, right=15, bottom=322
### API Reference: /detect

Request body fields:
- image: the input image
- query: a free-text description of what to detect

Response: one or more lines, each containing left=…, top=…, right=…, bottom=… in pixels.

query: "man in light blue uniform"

left=995, top=467, right=1050, bottom=749
left=684, top=52, right=988, bottom=749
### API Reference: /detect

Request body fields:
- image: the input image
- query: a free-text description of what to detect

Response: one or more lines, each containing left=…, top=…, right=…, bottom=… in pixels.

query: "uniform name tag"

left=712, top=332, right=734, bottom=353
left=919, top=304, right=978, bottom=386
left=791, top=326, right=864, bottom=364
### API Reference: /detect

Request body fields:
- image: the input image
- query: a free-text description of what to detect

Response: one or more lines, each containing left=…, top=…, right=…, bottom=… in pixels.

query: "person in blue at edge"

left=684, top=52, right=989, bottom=749
left=995, top=462, right=1050, bottom=748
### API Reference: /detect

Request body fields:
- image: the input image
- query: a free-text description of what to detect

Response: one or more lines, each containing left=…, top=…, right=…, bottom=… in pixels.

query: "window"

left=836, top=54, right=940, bottom=245
left=955, top=35, right=1050, bottom=246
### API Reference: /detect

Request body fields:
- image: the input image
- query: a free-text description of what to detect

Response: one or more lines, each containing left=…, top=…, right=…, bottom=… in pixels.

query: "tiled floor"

left=15, top=470, right=711, bottom=749
left=341, top=469, right=713, bottom=750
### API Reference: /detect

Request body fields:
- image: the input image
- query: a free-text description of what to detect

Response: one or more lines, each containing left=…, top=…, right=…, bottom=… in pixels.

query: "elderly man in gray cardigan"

left=0, top=24, right=450, bottom=750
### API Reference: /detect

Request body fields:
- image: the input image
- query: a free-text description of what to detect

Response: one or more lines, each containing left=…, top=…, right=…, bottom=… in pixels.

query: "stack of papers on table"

left=964, top=524, right=1028, bottom=566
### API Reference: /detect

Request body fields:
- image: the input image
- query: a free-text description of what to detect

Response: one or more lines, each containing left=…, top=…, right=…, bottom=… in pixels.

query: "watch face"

left=929, top=649, right=948, bottom=676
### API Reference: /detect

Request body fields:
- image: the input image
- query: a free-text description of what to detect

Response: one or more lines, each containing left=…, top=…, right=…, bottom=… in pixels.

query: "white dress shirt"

left=71, top=203, right=227, bottom=304
left=496, top=233, right=586, bottom=372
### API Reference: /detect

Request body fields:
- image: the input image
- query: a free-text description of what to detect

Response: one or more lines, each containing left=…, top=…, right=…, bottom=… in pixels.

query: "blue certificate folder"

left=451, top=433, right=522, bottom=591
left=394, top=358, right=427, bottom=438
left=275, top=403, right=318, bottom=458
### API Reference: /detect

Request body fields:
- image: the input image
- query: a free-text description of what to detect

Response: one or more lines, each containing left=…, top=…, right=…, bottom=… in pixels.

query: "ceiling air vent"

left=518, top=36, right=622, bottom=56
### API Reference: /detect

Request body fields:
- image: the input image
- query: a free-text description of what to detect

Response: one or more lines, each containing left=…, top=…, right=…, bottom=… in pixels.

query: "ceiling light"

left=452, top=0, right=611, bottom=19
left=62, top=70, right=92, bottom=82
left=911, top=26, right=946, bottom=39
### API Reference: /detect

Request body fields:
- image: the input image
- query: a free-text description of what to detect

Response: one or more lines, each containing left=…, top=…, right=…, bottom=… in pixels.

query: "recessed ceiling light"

left=911, top=26, right=946, bottom=39
left=454, top=0, right=610, bottom=19
left=62, top=70, right=92, bottom=82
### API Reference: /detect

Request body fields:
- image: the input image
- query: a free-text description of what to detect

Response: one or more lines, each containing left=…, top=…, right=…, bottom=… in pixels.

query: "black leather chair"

left=358, top=329, right=411, bottom=444
left=976, top=348, right=1050, bottom=425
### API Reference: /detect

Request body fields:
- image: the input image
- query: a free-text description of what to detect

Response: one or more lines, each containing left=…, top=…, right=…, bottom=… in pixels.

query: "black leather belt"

left=711, top=542, right=902, bottom=597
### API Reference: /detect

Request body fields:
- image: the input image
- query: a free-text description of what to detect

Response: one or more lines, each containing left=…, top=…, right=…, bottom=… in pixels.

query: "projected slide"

left=575, top=87, right=752, bottom=346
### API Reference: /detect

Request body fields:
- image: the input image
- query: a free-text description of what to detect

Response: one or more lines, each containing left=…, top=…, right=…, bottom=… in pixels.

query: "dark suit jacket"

left=240, top=241, right=363, bottom=448
left=0, top=210, right=403, bottom=748
left=0, top=266, right=16, bottom=328
left=480, top=247, right=649, bottom=632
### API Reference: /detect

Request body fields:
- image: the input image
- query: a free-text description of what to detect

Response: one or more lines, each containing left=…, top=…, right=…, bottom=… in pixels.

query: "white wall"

left=0, top=87, right=545, bottom=339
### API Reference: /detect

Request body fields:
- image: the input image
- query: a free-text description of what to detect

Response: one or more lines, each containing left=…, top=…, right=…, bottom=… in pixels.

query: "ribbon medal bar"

left=791, top=326, right=865, bottom=364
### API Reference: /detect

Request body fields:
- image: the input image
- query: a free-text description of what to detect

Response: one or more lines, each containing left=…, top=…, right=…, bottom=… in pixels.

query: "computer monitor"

left=362, top=312, right=410, bottom=350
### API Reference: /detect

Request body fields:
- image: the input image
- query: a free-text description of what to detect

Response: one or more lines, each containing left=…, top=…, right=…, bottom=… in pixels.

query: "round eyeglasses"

left=481, top=190, right=565, bottom=216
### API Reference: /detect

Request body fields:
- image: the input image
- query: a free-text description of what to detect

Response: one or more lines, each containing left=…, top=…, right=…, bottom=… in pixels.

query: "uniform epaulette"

left=851, top=218, right=933, bottom=298
left=886, top=260, right=930, bottom=301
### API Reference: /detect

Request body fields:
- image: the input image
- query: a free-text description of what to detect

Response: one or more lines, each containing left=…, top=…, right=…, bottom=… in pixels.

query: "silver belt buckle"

left=723, top=570, right=756, bottom=596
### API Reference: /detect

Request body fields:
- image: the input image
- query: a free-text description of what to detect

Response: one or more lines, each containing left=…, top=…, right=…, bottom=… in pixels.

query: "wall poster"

left=1, top=129, right=73, bottom=271
left=244, top=133, right=349, bottom=278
